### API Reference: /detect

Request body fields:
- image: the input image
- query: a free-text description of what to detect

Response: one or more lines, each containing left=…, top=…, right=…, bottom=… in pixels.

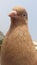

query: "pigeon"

left=1, top=6, right=37, bottom=65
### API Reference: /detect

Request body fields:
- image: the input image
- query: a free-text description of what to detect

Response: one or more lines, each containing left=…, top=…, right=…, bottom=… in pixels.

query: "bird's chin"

left=10, top=16, right=17, bottom=21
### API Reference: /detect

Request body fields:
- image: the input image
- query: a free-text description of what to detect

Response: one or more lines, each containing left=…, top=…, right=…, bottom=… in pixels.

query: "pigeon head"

left=8, top=6, right=28, bottom=25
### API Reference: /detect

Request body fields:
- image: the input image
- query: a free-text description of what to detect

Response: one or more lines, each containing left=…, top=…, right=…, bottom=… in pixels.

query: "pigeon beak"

left=8, top=10, right=17, bottom=17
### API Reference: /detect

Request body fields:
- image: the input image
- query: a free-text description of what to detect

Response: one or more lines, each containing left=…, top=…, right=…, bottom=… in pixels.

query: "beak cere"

left=8, top=10, right=17, bottom=17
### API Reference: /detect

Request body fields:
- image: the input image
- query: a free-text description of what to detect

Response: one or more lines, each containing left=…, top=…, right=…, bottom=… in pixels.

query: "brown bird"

left=1, top=6, right=37, bottom=65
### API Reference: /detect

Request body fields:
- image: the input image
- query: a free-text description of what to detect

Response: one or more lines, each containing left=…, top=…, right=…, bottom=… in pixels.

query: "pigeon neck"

left=10, top=18, right=28, bottom=28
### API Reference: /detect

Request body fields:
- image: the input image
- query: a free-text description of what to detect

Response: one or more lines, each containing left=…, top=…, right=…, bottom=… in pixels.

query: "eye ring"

left=22, top=14, right=25, bottom=16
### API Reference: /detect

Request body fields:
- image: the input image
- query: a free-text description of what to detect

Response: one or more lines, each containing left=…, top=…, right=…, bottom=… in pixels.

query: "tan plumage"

left=1, top=6, right=37, bottom=65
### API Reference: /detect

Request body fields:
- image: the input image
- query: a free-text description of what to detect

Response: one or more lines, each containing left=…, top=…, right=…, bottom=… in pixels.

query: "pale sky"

left=0, top=0, right=37, bottom=41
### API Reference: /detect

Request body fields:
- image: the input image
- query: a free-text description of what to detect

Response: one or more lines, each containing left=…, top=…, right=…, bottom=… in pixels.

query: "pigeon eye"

left=23, top=14, right=25, bottom=16
left=22, top=14, right=25, bottom=16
